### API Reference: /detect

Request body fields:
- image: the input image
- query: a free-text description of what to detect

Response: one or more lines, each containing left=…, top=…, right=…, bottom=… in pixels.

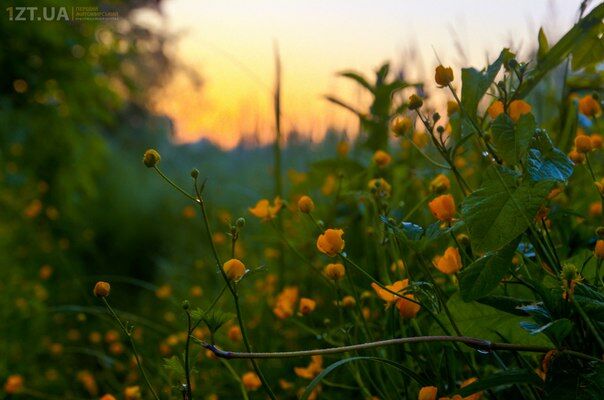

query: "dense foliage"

left=2, top=2, right=604, bottom=400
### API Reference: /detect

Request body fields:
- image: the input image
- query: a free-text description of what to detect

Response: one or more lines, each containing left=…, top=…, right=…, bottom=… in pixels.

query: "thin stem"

left=571, top=294, right=604, bottom=352
left=219, top=359, right=250, bottom=400
left=184, top=311, right=193, bottom=400
left=414, top=109, right=472, bottom=195
left=207, top=284, right=228, bottom=313
left=191, top=179, right=278, bottom=400
left=154, top=167, right=198, bottom=202
left=585, top=154, right=604, bottom=206
left=404, top=135, right=451, bottom=169
left=102, top=298, right=160, bottom=400
left=198, top=335, right=564, bottom=359
left=403, top=194, right=430, bottom=221
left=447, top=83, right=503, bottom=165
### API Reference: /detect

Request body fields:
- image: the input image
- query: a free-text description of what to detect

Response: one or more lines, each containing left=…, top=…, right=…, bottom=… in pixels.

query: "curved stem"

left=404, top=136, right=451, bottom=169
left=197, top=335, right=564, bottom=359
left=154, top=167, right=198, bottom=202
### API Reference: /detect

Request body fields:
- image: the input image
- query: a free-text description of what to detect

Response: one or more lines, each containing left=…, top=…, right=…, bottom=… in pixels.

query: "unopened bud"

left=408, top=94, right=423, bottom=110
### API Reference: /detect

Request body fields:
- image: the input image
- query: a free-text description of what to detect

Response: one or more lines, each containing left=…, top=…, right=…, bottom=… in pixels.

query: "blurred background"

left=0, top=0, right=597, bottom=397
left=146, top=0, right=589, bottom=146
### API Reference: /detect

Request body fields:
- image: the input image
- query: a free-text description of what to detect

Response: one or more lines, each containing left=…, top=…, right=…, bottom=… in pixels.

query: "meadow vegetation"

left=2, top=2, right=604, bottom=400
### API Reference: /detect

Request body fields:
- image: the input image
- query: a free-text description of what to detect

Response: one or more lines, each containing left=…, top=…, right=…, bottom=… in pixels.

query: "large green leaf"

left=571, top=12, right=604, bottom=71
left=517, top=3, right=604, bottom=97
left=477, top=295, right=533, bottom=317
left=491, top=113, right=536, bottom=165
left=461, top=165, right=553, bottom=253
left=433, top=293, right=551, bottom=346
left=338, top=70, right=374, bottom=93
left=458, top=238, right=519, bottom=301
left=526, top=129, right=574, bottom=183
left=457, top=369, right=543, bottom=397
left=537, top=27, right=549, bottom=61
left=299, top=356, right=430, bottom=400
left=461, top=49, right=508, bottom=118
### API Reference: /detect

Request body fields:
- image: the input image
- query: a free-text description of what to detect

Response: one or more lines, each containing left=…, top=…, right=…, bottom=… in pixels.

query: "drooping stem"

left=196, top=335, right=600, bottom=360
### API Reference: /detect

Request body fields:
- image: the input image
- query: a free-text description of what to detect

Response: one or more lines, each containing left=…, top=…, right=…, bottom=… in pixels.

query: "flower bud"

left=297, top=195, right=315, bottom=214
left=93, top=281, right=111, bottom=298
left=596, top=227, right=604, bottom=238
left=390, top=115, right=412, bottom=137
left=143, top=149, right=161, bottom=168
left=456, top=234, right=471, bottom=247
left=434, top=65, right=454, bottom=86
left=323, top=263, right=346, bottom=280
left=236, top=217, right=246, bottom=228
left=408, top=94, right=423, bottom=110
left=575, top=135, right=592, bottom=153
left=223, top=259, right=246, bottom=281
left=569, top=149, right=585, bottom=164
left=182, top=300, right=190, bottom=310
left=190, top=168, right=199, bottom=179
left=596, top=240, right=604, bottom=259
left=429, top=174, right=450, bottom=194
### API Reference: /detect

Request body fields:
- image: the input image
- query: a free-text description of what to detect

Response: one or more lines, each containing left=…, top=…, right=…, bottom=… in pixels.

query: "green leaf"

left=537, top=27, right=549, bottom=61
left=526, top=129, right=574, bottom=182
left=477, top=296, right=533, bottom=317
left=461, top=165, right=553, bottom=253
left=571, top=15, right=604, bottom=71
left=491, top=113, right=536, bottom=165
left=433, top=293, right=551, bottom=346
left=191, top=308, right=235, bottom=334
left=517, top=3, right=604, bottom=97
left=457, top=369, right=543, bottom=397
left=461, top=49, right=508, bottom=118
left=324, top=95, right=364, bottom=117
left=459, top=238, right=519, bottom=301
left=338, top=71, right=374, bottom=93
left=162, top=355, right=185, bottom=379
left=299, top=356, right=430, bottom=400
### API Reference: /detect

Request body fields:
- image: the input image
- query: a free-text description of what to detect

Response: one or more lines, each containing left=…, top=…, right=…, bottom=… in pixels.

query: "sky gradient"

left=139, top=0, right=588, bottom=148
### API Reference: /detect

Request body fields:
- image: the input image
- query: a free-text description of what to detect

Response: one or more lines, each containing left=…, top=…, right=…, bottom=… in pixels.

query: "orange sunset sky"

left=135, top=0, right=589, bottom=148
